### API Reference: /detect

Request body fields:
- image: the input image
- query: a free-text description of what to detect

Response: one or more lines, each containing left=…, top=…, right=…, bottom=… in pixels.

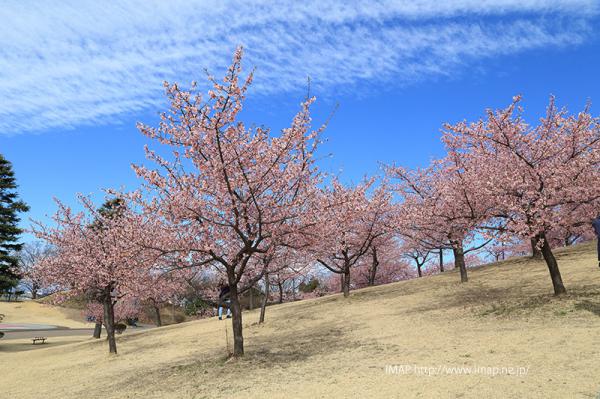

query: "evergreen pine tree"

left=0, top=154, right=29, bottom=295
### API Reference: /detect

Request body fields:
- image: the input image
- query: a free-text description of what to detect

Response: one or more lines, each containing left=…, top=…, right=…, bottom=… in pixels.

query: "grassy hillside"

left=3, top=242, right=600, bottom=398
left=37, top=293, right=189, bottom=326
left=0, top=300, right=92, bottom=328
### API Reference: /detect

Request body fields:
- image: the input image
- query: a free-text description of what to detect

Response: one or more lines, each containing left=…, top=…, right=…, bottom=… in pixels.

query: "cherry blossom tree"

left=481, top=236, right=533, bottom=262
left=132, top=47, right=323, bottom=357
left=400, top=241, right=432, bottom=278
left=318, top=273, right=346, bottom=295
left=354, top=237, right=414, bottom=287
left=309, top=179, right=392, bottom=297
left=134, top=269, right=189, bottom=327
left=32, top=196, right=155, bottom=354
left=388, top=161, right=490, bottom=283
left=464, top=253, right=485, bottom=268
left=546, top=203, right=597, bottom=248
left=442, top=96, right=600, bottom=295
left=254, top=248, right=314, bottom=323
left=85, top=298, right=141, bottom=339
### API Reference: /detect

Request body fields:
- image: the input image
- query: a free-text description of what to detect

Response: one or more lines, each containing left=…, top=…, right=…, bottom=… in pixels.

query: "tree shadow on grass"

left=243, top=322, right=349, bottom=367
left=135, top=320, right=358, bottom=377
left=470, top=286, right=600, bottom=318
left=574, top=300, right=600, bottom=317
left=395, top=285, right=512, bottom=317
left=114, top=317, right=402, bottom=399
left=390, top=280, right=600, bottom=319
left=116, top=320, right=363, bottom=399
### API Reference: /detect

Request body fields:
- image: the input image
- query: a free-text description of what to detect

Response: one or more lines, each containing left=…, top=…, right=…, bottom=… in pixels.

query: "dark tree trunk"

left=102, top=292, right=117, bottom=354
left=342, top=268, right=351, bottom=298
left=453, top=244, right=468, bottom=283
left=539, top=233, right=567, bottom=295
left=249, top=285, right=254, bottom=310
left=228, top=281, right=244, bottom=357
left=93, top=322, right=102, bottom=339
left=439, top=249, right=444, bottom=273
left=153, top=304, right=162, bottom=327
left=368, top=247, right=379, bottom=286
left=292, top=279, right=296, bottom=301
left=531, top=237, right=543, bottom=259
left=277, top=282, right=284, bottom=304
left=417, top=263, right=423, bottom=278
left=259, top=273, right=269, bottom=324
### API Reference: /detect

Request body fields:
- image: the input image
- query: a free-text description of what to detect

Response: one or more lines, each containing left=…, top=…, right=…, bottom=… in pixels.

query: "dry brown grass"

left=0, top=335, right=87, bottom=353
left=0, top=300, right=92, bottom=328
left=2, top=242, right=600, bottom=398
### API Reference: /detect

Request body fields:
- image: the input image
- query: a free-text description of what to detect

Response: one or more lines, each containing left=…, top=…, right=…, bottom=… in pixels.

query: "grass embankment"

left=0, top=300, right=92, bottom=328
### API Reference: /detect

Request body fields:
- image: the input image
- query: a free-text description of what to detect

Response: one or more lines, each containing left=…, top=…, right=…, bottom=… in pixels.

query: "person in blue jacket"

left=593, top=214, right=600, bottom=268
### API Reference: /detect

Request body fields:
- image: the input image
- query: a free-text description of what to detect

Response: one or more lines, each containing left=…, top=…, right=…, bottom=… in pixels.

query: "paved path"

left=1, top=328, right=96, bottom=340
left=0, top=323, right=64, bottom=330
left=0, top=324, right=152, bottom=340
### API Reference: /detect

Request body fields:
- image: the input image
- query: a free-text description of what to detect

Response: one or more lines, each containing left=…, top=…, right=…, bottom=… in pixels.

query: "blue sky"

left=1, top=1, right=599, bottom=240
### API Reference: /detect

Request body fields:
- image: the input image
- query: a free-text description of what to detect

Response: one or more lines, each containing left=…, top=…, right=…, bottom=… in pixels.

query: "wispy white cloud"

left=0, top=0, right=597, bottom=134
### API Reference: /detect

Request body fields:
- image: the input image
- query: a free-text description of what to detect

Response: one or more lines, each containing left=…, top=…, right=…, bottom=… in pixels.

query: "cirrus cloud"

left=0, top=0, right=597, bottom=134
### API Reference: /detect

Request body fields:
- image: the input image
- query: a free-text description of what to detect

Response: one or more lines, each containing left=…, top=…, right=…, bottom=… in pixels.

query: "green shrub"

left=115, top=323, right=127, bottom=334
left=299, top=277, right=320, bottom=293
left=184, top=298, right=212, bottom=316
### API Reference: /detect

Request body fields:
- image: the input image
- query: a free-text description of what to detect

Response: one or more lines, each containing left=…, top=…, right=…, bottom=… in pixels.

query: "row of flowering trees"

left=28, top=48, right=600, bottom=356
left=386, top=96, right=600, bottom=294
left=30, top=197, right=187, bottom=353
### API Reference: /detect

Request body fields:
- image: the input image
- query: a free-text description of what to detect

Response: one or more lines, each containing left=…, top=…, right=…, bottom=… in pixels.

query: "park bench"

left=32, top=337, right=47, bottom=345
